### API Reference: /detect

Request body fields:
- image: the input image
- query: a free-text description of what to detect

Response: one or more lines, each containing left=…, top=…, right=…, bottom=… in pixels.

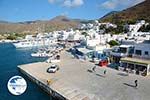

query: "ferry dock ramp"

left=18, top=50, right=150, bottom=100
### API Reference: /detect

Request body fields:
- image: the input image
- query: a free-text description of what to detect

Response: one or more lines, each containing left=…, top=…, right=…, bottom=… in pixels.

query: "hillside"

left=100, top=0, right=150, bottom=24
left=100, top=11, right=119, bottom=20
left=0, top=16, right=80, bottom=34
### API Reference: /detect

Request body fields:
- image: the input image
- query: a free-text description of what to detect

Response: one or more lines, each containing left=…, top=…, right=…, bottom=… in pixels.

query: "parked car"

left=47, top=64, right=59, bottom=73
left=99, top=60, right=108, bottom=67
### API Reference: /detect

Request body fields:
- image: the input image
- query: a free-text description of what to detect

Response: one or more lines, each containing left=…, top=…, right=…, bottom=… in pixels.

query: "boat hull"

left=12, top=41, right=57, bottom=48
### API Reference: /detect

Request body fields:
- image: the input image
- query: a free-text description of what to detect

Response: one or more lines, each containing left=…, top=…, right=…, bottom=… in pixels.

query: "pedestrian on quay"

left=135, top=80, right=138, bottom=88
left=104, top=69, right=107, bottom=76
left=47, top=80, right=51, bottom=85
left=92, top=66, right=96, bottom=72
left=126, top=69, right=129, bottom=76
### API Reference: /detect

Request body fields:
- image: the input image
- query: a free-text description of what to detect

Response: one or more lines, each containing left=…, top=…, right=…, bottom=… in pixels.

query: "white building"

left=133, top=41, right=150, bottom=59
left=67, top=30, right=84, bottom=41
left=58, top=29, right=75, bottom=41
left=25, top=35, right=34, bottom=40
left=79, top=24, right=86, bottom=29
left=99, top=22, right=117, bottom=29
left=110, top=45, right=134, bottom=63
left=127, top=20, right=150, bottom=36
left=75, top=44, right=109, bottom=61
left=120, top=40, right=150, bottom=76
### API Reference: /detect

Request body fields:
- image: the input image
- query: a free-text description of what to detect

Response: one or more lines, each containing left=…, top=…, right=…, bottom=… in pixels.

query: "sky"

left=0, top=0, right=145, bottom=22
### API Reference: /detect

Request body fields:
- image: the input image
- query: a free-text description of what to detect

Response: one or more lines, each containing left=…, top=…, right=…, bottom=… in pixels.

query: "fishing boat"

left=12, top=34, right=57, bottom=48
left=31, top=50, right=53, bottom=57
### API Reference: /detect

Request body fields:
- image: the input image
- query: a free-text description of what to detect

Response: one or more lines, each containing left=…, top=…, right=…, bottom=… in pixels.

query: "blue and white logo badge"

left=7, top=76, right=27, bottom=95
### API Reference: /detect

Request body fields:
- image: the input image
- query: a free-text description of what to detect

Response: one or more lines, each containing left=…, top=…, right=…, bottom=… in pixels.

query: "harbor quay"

left=18, top=50, right=150, bottom=100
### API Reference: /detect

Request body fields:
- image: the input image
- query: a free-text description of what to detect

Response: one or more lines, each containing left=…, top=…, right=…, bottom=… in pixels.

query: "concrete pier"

left=18, top=50, right=150, bottom=100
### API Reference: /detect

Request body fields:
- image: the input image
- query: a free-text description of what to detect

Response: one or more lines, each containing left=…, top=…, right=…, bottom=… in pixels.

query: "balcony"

left=110, top=51, right=127, bottom=57
left=133, top=55, right=150, bottom=60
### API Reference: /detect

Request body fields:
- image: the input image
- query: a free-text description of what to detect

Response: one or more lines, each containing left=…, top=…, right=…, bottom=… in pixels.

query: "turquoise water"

left=0, top=43, right=51, bottom=100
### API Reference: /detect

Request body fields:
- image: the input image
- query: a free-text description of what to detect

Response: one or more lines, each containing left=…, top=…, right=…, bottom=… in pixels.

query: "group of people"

left=92, top=65, right=138, bottom=88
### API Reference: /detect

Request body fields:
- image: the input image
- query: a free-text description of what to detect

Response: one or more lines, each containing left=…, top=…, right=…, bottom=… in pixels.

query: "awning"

left=76, top=47, right=93, bottom=54
left=121, top=57, right=150, bottom=65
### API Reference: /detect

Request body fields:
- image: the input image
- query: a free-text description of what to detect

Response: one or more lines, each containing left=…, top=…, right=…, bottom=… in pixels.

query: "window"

left=119, top=47, right=127, bottom=53
left=129, top=47, right=134, bottom=54
left=135, top=50, right=141, bottom=55
left=145, top=51, right=149, bottom=55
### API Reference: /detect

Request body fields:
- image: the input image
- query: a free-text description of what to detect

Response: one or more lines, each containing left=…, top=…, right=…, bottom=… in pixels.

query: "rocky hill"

left=100, top=0, right=150, bottom=24
left=0, top=16, right=81, bottom=34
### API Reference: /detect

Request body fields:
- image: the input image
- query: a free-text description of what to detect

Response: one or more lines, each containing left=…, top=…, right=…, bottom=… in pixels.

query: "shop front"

left=120, top=57, right=150, bottom=76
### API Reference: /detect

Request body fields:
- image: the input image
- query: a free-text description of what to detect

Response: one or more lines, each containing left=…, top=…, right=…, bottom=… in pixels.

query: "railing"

left=133, top=55, right=150, bottom=60
left=110, top=51, right=127, bottom=57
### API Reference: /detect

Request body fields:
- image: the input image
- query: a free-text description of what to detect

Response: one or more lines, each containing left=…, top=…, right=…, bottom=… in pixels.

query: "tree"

left=105, top=25, right=124, bottom=34
left=6, top=35, right=17, bottom=40
left=81, top=32, right=88, bottom=36
left=99, top=25, right=106, bottom=30
left=115, top=25, right=124, bottom=34
left=108, top=40, right=119, bottom=47
left=127, top=20, right=136, bottom=24
left=105, top=27, right=115, bottom=33
left=138, top=24, right=150, bottom=32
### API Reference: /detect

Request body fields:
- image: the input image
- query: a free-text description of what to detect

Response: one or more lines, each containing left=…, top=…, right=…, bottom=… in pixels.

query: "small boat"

left=31, top=50, right=53, bottom=57
left=12, top=34, right=57, bottom=48
left=46, top=55, right=60, bottom=63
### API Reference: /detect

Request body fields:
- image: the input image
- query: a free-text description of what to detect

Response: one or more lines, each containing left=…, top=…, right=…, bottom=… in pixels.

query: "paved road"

left=20, top=50, right=150, bottom=100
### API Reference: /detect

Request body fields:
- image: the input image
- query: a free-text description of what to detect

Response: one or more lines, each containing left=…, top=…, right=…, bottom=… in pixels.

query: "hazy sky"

left=0, top=0, right=145, bottom=22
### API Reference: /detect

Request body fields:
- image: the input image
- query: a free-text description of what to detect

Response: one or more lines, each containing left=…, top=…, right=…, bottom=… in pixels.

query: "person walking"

left=47, top=80, right=51, bottom=85
left=104, top=69, right=107, bottom=75
left=135, top=80, right=138, bottom=88
left=92, top=66, right=96, bottom=72
left=92, top=55, right=95, bottom=63
left=126, top=69, right=129, bottom=76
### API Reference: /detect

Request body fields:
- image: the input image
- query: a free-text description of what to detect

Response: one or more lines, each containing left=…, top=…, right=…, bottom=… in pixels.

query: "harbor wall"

left=18, top=66, right=66, bottom=100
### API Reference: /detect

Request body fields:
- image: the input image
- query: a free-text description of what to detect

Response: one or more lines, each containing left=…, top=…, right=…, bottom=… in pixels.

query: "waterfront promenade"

left=18, top=50, right=150, bottom=100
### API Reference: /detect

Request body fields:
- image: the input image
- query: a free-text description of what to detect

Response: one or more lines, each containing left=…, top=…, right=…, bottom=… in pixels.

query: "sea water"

left=0, top=43, right=51, bottom=100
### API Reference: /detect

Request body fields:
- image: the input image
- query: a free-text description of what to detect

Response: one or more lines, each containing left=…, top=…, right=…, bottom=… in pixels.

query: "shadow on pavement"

left=117, top=73, right=128, bottom=76
left=87, top=69, right=93, bottom=73
left=95, top=64, right=99, bottom=66
left=95, top=73, right=105, bottom=78
left=87, top=69, right=105, bottom=78
left=123, top=83, right=135, bottom=88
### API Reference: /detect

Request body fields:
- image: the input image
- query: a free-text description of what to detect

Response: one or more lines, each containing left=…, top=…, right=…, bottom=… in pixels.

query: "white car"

left=47, top=64, right=59, bottom=73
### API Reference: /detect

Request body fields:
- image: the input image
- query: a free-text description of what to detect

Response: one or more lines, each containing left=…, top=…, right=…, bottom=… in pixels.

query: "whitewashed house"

left=58, top=29, right=75, bottom=41
left=120, top=40, right=150, bottom=76
left=127, top=20, right=150, bottom=36
left=25, top=35, right=34, bottom=40
left=87, top=23, right=94, bottom=29
left=67, top=30, right=84, bottom=42
left=74, top=33, right=110, bottom=61
left=110, top=45, right=134, bottom=63
left=79, top=24, right=86, bottom=30
left=132, top=41, right=150, bottom=59
left=75, top=45, right=109, bottom=61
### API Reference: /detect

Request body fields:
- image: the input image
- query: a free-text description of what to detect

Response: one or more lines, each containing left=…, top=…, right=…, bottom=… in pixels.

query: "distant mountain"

left=100, top=0, right=150, bottom=24
left=0, top=20, right=11, bottom=24
left=18, top=20, right=39, bottom=24
left=100, top=11, right=119, bottom=20
left=0, top=15, right=81, bottom=34
left=50, top=15, right=70, bottom=22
